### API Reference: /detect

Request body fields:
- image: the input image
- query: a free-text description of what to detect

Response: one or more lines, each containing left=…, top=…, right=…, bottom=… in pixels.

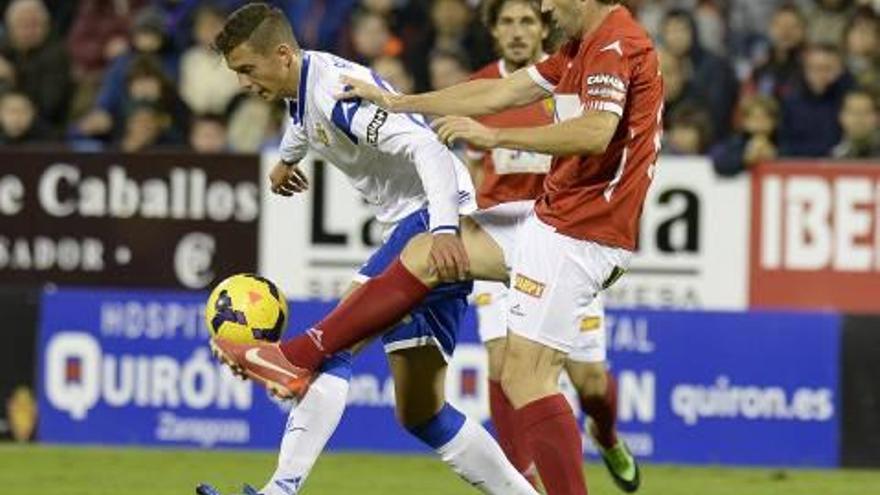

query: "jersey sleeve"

left=279, top=101, right=309, bottom=164
left=350, top=101, right=462, bottom=234
left=526, top=47, right=567, bottom=92
left=579, top=40, right=632, bottom=117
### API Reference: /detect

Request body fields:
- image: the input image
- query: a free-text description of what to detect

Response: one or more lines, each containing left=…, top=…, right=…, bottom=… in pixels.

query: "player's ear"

left=277, top=44, right=294, bottom=69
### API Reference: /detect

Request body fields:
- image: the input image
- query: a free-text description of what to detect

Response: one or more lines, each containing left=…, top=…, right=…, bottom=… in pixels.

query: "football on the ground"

left=205, top=273, right=289, bottom=343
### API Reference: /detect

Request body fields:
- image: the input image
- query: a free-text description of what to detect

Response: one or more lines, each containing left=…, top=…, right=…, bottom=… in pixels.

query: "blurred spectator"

left=348, top=9, right=402, bottom=65
left=742, top=4, right=807, bottom=101
left=0, top=0, right=77, bottom=38
left=664, top=102, right=714, bottom=155
left=844, top=8, right=880, bottom=99
left=76, top=54, right=189, bottom=144
left=661, top=9, right=738, bottom=140
left=632, top=0, right=692, bottom=40
left=148, top=0, right=246, bottom=51
left=808, top=0, right=855, bottom=48
left=660, top=50, right=709, bottom=128
left=406, top=0, right=493, bottom=91
left=372, top=55, right=414, bottom=94
left=226, top=94, right=275, bottom=152
left=66, top=0, right=146, bottom=78
left=832, top=89, right=880, bottom=158
left=0, top=89, right=54, bottom=144
left=712, top=95, right=780, bottom=176
left=429, top=48, right=470, bottom=90
left=189, top=113, right=228, bottom=153
left=76, top=7, right=180, bottom=141
left=728, top=0, right=790, bottom=60
left=283, top=0, right=357, bottom=52
left=179, top=4, right=239, bottom=115
left=691, top=1, right=726, bottom=57
left=0, top=0, right=72, bottom=130
left=66, top=0, right=147, bottom=120
left=119, top=100, right=178, bottom=152
left=779, top=44, right=854, bottom=157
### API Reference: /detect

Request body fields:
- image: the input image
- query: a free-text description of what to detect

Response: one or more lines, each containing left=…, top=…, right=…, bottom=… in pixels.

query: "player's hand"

left=429, top=233, right=470, bottom=282
left=269, top=160, right=309, bottom=196
left=433, top=116, right=500, bottom=149
left=337, top=75, right=395, bottom=109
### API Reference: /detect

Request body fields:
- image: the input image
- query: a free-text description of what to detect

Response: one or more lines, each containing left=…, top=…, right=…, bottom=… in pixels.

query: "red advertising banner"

left=750, top=162, right=880, bottom=313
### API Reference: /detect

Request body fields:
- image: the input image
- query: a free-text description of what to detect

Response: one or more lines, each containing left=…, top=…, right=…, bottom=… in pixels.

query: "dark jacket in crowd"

left=0, top=36, right=72, bottom=129
left=779, top=74, right=855, bottom=157
left=669, top=9, right=739, bottom=140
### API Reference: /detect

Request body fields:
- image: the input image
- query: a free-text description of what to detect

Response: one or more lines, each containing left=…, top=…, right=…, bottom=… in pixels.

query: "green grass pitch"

left=1, top=444, right=877, bottom=494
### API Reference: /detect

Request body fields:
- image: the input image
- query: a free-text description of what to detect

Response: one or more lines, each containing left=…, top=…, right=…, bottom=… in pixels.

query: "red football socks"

left=517, top=394, right=588, bottom=495
left=580, top=371, right=619, bottom=450
left=279, top=259, right=431, bottom=370
left=488, top=380, right=539, bottom=486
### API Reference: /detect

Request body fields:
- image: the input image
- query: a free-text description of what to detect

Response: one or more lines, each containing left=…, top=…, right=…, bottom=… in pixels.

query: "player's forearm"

left=495, top=119, right=613, bottom=156
left=389, top=79, right=507, bottom=116
left=411, top=139, right=462, bottom=233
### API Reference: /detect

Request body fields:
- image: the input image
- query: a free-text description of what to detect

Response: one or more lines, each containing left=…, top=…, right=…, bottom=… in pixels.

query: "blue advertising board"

left=38, top=288, right=840, bottom=466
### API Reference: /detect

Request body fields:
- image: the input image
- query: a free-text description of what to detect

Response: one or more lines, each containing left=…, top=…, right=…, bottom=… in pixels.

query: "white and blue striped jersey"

left=280, top=51, right=476, bottom=235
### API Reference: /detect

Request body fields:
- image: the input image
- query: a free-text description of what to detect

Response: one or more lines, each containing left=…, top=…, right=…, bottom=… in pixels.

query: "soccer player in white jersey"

left=196, top=4, right=536, bottom=495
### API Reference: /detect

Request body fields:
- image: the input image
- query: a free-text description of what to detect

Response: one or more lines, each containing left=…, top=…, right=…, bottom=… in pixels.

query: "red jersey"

left=470, top=60, right=555, bottom=208
left=526, top=7, right=663, bottom=250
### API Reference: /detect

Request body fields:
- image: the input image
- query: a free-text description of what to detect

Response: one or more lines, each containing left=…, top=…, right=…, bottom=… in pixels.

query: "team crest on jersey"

left=314, top=123, right=330, bottom=146
left=513, top=273, right=545, bottom=298
left=580, top=316, right=602, bottom=332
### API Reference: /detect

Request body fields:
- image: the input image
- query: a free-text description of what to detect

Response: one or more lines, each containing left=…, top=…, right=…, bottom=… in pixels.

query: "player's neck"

left=580, top=4, right=618, bottom=39
left=286, top=55, right=305, bottom=100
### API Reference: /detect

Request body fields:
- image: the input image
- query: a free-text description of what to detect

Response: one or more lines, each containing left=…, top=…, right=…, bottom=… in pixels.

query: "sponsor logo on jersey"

left=513, top=273, right=546, bottom=298
left=580, top=316, right=602, bottom=332
left=366, top=108, right=388, bottom=146
left=586, top=74, right=626, bottom=92
left=587, top=86, right=626, bottom=102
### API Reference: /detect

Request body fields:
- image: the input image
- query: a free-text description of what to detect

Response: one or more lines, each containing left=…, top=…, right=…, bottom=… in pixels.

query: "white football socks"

left=259, top=369, right=350, bottom=495
left=407, top=403, right=538, bottom=495
left=437, top=417, right=538, bottom=494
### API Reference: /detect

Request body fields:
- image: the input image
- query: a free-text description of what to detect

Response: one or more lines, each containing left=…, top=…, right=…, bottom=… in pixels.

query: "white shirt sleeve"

left=279, top=102, right=309, bottom=164
left=351, top=102, right=462, bottom=234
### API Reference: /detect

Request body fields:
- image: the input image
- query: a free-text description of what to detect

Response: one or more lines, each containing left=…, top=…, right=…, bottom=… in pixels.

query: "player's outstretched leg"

left=568, top=363, right=641, bottom=493
left=389, top=345, right=537, bottom=494
left=212, top=217, right=508, bottom=398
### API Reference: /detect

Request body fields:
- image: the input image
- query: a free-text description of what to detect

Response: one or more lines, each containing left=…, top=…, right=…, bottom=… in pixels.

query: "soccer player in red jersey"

left=214, top=2, right=660, bottom=493
left=468, top=0, right=638, bottom=491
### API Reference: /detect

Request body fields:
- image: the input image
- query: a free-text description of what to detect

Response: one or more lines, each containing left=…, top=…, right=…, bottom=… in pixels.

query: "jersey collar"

left=291, top=53, right=311, bottom=125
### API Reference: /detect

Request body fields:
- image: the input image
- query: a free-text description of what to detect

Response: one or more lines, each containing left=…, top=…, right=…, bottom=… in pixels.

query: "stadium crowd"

left=0, top=0, right=878, bottom=175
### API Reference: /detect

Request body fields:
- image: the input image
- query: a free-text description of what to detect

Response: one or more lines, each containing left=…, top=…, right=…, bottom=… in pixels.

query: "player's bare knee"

left=400, top=234, right=438, bottom=286
left=570, top=362, right=607, bottom=399
left=485, top=338, right=506, bottom=382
